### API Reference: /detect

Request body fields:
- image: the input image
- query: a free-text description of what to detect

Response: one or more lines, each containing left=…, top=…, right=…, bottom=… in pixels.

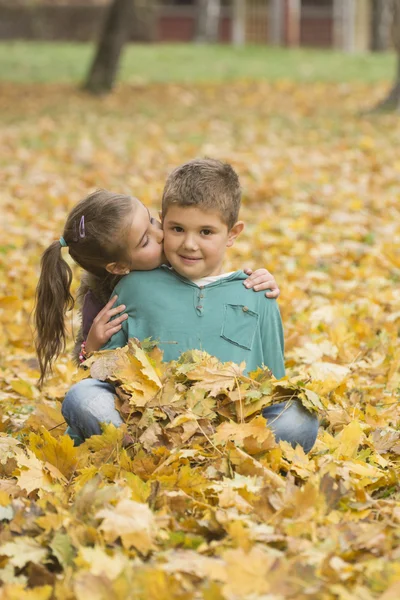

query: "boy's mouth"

left=179, top=255, right=202, bottom=265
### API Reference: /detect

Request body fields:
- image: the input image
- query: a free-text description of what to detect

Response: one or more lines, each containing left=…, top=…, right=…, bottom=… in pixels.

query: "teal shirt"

left=102, top=267, right=285, bottom=378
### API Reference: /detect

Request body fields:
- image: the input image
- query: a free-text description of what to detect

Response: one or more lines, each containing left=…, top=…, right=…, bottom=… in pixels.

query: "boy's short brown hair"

left=161, top=158, right=241, bottom=229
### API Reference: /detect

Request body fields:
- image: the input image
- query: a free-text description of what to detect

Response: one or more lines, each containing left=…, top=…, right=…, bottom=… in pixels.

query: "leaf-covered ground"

left=0, top=80, right=400, bottom=599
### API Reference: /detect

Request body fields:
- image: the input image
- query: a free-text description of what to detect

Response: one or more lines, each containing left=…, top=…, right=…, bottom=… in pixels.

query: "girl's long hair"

left=35, top=190, right=134, bottom=386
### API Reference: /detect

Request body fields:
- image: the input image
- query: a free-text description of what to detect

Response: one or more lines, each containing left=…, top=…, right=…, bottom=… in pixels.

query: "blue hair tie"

left=59, top=236, right=68, bottom=247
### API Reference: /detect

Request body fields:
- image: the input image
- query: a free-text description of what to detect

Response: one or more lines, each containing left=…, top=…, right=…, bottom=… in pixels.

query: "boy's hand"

left=85, top=295, right=128, bottom=354
left=243, top=268, right=280, bottom=299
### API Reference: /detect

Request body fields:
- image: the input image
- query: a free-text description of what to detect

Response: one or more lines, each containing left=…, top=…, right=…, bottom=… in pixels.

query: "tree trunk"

left=374, top=54, right=400, bottom=111
left=372, top=0, right=400, bottom=111
left=371, top=0, right=391, bottom=51
left=84, top=0, right=134, bottom=95
left=195, top=0, right=221, bottom=43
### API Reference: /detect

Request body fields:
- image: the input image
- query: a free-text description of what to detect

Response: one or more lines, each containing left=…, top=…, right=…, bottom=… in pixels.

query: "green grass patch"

left=0, top=41, right=395, bottom=84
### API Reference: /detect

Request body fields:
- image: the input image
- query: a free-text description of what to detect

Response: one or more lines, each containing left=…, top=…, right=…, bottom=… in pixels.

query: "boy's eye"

left=201, top=229, right=212, bottom=236
left=142, top=235, right=149, bottom=247
left=173, top=226, right=184, bottom=233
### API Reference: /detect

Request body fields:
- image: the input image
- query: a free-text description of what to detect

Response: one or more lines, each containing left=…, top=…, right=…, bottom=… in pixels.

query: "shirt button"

left=242, top=306, right=249, bottom=312
left=196, top=305, right=203, bottom=310
left=199, top=294, right=204, bottom=298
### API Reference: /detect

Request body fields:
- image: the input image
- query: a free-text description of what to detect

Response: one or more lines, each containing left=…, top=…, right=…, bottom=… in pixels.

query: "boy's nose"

left=182, top=235, right=198, bottom=250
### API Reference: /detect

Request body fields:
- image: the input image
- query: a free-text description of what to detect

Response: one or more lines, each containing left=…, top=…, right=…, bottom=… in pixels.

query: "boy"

left=103, top=159, right=285, bottom=377
left=63, top=159, right=318, bottom=452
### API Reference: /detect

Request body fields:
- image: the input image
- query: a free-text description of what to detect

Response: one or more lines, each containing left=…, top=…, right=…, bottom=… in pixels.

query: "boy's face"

left=163, top=205, right=243, bottom=280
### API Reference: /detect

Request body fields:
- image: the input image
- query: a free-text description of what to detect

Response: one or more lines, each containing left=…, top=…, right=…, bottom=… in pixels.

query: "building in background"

left=161, top=0, right=383, bottom=51
left=161, top=0, right=333, bottom=47
left=0, top=0, right=392, bottom=52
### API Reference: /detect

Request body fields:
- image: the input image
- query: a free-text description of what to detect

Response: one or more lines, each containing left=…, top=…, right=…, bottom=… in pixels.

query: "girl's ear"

left=226, top=221, right=244, bottom=247
left=106, top=262, right=130, bottom=275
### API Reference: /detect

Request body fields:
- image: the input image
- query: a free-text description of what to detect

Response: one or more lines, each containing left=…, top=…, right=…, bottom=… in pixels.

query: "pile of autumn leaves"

left=1, top=78, right=400, bottom=598
left=1, top=337, right=400, bottom=599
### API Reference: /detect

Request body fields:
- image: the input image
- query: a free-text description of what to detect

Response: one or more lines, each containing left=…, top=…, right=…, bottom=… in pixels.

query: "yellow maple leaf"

left=160, top=549, right=225, bottom=580
left=72, top=572, right=124, bottom=600
left=29, top=427, right=78, bottom=479
left=15, top=449, right=55, bottom=494
left=83, top=423, right=126, bottom=457
left=0, top=585, right=53, bottom=600
left=76, top=546, right=129, bottom=580
left=0, top=434, right=23, bottom=465
left=96, top=498, right=156, bottom=553
left=214, top=415, right=276, bottom=454
left=127, top=338, right=163, bottom=387
left=24, top=403, right=65, bottom=437
left=123, top=472, right=152, bottom=503
left=178, top=351, right=244, bottom=397
left=0, top=296, right=23, bottom=310
left=88, top=342, right=162, bottom=407
left=226, top=442, right=283, bottom=488
left=334, top=421, right=365, bottom=460
left=222, top=546, right=277, bottom=597
left=9, top=378, right=37, bottom=401
left=0, top=537, right=47, bottom=568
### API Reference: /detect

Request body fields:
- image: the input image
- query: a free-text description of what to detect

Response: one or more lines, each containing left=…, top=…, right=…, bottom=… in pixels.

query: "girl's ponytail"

left=35, top=241, right=74, bottom=386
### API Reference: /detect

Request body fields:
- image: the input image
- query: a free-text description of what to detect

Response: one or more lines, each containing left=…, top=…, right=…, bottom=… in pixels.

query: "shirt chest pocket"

left=220, top=304, right=259, bottom=351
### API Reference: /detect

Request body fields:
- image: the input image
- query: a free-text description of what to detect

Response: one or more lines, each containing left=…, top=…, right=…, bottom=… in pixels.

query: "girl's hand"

left=85, top=295, right=128, bottom=354
left=243, top=268, right=280, bottom=299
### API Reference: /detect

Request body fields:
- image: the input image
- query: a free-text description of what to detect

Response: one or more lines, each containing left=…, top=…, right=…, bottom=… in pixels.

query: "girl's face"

left=124, top=198, right=165, bottom=271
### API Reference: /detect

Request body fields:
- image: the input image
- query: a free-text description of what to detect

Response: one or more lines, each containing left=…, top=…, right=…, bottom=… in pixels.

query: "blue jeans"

left=262, top=400, right=318, bottom=454
left=62, top=379, right=319, bottom=452
left=62, top=378, right=124, bottom=446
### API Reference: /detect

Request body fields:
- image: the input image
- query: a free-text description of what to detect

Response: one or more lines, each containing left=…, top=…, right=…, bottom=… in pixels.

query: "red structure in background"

left=158, top=1, right=333, bottom=47
left=0, top=0, right=335, bottom=48
left=301, top=12, right=332, bottom=47
left=158, top=12, right=232, bottom=43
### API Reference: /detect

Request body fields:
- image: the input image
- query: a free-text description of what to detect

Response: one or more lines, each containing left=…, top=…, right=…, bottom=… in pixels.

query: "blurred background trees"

left=1, top=0, right=399, bottom=105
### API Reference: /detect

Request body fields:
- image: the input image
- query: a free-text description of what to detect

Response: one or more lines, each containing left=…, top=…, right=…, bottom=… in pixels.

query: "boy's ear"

left=226, top=221, right=244, bottom=247
left=106, top=262, right=130, bottom=275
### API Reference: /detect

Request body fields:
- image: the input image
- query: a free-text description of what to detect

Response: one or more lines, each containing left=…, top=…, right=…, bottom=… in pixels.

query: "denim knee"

left=262, top=399, right=319, bottom=453
left=62, top=378, right=124, bottom=441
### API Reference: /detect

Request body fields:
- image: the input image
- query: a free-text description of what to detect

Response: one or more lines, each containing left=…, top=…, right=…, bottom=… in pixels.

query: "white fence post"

left=333, top=0, right=356, bottom=52
left=269, top=0, right=283, bottom=45
left=232, top=0, right=246, bottom=45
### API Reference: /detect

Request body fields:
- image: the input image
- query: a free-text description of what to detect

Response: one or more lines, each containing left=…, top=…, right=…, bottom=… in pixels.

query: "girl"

left=35, top=189, right=280, bottom=388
